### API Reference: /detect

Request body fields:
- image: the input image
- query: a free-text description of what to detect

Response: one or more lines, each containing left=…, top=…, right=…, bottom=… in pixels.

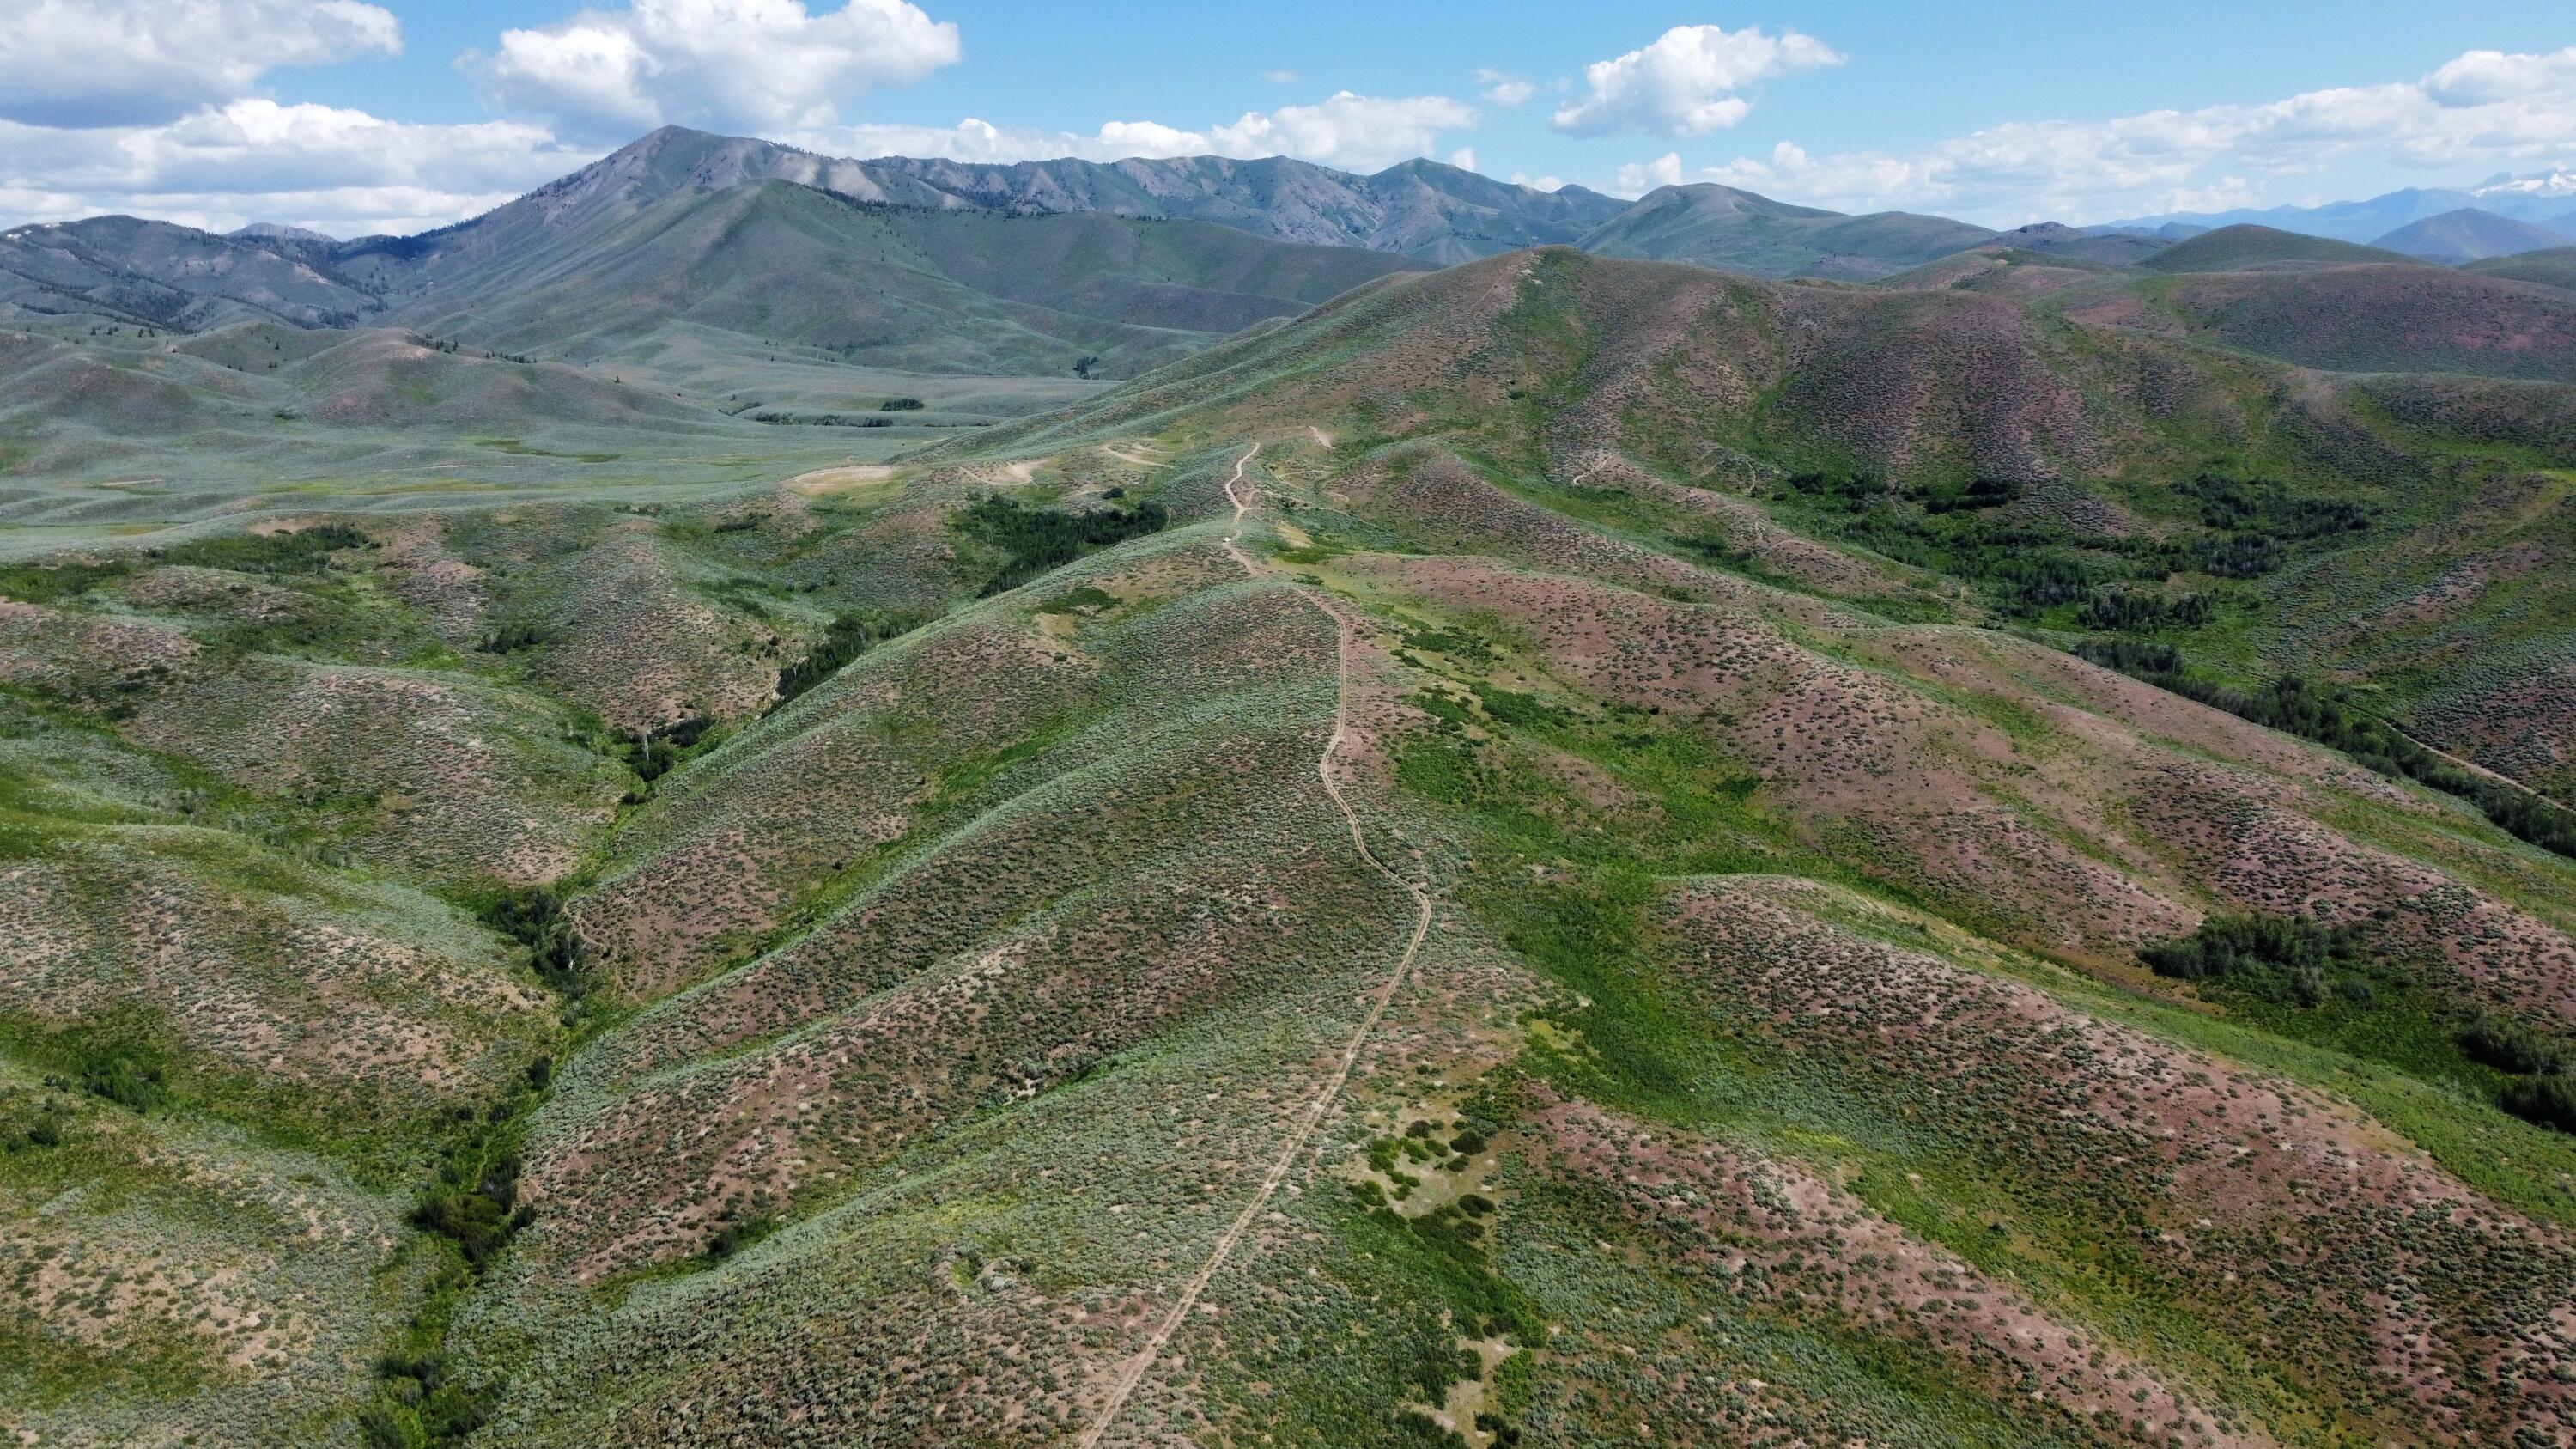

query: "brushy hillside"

left=1574, top=182, right=2000, bottom=279
left=2137, top=223, right=2429, bottom=274
left=10, top=241, right=2576, bottom=1448
left=2120, top=265, right=2576, bottom=380
left=980, top=247, right=2576, bottom=797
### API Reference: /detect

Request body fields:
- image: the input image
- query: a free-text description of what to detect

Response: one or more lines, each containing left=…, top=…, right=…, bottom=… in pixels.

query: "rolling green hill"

left=2138, top=222, right=2429, bottom=273
left=2371, top=207, right=2574, bottom=265
left=2463, top=244, right=2576, bottom=292
left=1573, top=182, right=2000, bottom=279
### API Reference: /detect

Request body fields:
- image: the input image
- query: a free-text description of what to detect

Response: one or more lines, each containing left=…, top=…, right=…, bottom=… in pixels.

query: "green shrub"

left=2140, top=912, right=2363, bottom=1007
left=772, top=610, right=926, bottom=708
left=954, top=496, right=1170, bottom=597
left=2502, top=1075, right=2576, bottom=1133
left=1921, top=477, right=2024, bottom=514
left=2079, top=588, right=2211, bottom=632
left=478, top=886, right=586, bottom=996
left=704, top=1215, right=778, bottom=1263
left=152, top=523, right=369, bottom=576
left=410, top=1150, right=524, bottom=1269
left=2460, top=1016, right=2570, bottom=1076
left=0, top=558, right=134, bottom=606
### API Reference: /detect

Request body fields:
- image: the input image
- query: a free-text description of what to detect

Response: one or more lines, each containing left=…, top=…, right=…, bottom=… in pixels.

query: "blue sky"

left=4, top=1, right=2573, bottom=236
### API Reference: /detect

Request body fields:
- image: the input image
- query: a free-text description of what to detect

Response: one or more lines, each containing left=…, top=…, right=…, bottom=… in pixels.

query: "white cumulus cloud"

left=1212, top=92, right=1478, bottom=171
left=0, top=0, right=401, bottom=129
left=1627, top=45, right=2576, bottom=223
left=0, top=100, right=595, bottom=236
left=1552, top=24, right=1841, bottom=138
left=472, top=0, right=961, bottom=139
left=1476, top=69, right=1534, bottom=108
left=816, top=91, right=1478, bottom=173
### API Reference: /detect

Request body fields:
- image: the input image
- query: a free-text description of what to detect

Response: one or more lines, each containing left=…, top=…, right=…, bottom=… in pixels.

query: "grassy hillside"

left=2464, top=245, right=2576, bottom=292
left=2138, top=223, right=2428, bottom=273
left=9, top=241, right=2576, bottom=1447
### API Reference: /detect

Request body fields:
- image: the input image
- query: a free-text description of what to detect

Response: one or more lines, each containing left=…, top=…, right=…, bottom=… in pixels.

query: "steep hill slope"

left=2370, top=207, right=2573, bottom=265
left=1575, top=182, right=1999, bottom=279
left=379, top=177, right=1423, bottom=377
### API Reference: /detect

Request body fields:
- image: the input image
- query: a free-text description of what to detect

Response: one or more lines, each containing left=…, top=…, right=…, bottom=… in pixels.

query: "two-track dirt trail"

left=1078, top=442, right=1437, bottom=1447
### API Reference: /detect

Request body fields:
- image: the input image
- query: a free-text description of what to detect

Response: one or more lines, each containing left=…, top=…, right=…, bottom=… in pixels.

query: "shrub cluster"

left=360, top=1351, right=493, bottom=1448
left=478, top=886, right=586, bottom=997
left=772, top=609, right=927, bottom=709
left=2078, top=588, right=2211, bottom=632
left=409, top=1104, right=534, bottom=1273
left=2139, top=912, right=2366, bottom=1008
left=2456, top=1015, right=2576, bottom=1133
left=153, top=524, right=371, bottom=577
left=954, top=495, right=1170, bottom=597
left=1920, top=477, right=2024, bottom=514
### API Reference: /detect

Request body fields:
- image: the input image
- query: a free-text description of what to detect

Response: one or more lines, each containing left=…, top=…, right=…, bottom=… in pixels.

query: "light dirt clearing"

left=785, top=464, right=897, bottom=496
left=1100, top=443, right=1171, bottom=470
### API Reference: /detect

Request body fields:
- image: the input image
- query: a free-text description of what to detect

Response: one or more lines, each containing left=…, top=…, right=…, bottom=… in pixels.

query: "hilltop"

left=2136, top=223, right=2428, bottom=273
left=1571, top=182, right=2000, bottom=280
left=2372, top=207, right=2576, bottom=265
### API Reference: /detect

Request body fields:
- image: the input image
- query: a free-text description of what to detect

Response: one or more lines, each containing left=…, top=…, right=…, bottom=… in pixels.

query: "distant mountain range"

left=868, top=151, right=1627, bottom=264
left=9, top=126, right=2575, bottom=386
left=2104, top=168, right=2576, bottom=259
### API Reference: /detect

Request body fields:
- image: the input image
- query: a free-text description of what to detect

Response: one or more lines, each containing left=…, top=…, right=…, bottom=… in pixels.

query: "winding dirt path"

left=1078, top=443, right=1436, bottom=1447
